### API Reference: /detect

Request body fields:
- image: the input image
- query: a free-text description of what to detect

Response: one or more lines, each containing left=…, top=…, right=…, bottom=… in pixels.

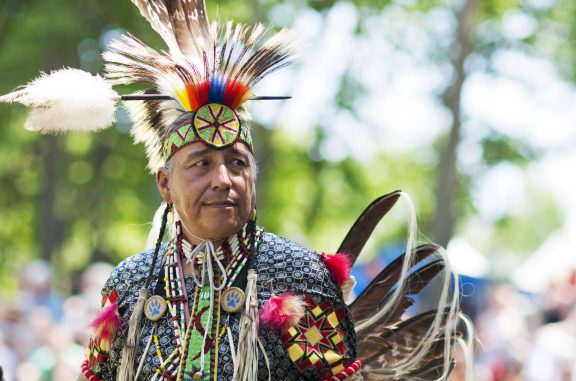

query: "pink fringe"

left=320, top=253, right=352, bottom=286
left=260, top=293, right=306, bottom=329
left=90, top=303, right=121, bottom=350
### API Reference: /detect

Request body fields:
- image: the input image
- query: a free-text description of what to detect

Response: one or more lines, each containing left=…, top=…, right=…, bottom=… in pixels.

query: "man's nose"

left=211, top=163, right=232, bottom=190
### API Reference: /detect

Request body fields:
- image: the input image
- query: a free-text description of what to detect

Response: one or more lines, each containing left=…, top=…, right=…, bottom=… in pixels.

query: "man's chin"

left=200, top=220, right=244, bottom=240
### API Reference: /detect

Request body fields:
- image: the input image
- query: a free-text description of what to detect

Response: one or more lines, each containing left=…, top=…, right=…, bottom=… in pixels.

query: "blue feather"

left=208, top=75, right=226, bottom=104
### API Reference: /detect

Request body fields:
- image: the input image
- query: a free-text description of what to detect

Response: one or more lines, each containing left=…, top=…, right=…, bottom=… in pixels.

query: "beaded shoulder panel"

left=252, top=232, right=358, bottom=380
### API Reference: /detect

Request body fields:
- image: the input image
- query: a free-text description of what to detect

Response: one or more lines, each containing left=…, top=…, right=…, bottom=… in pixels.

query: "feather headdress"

left=104, top=0, right=296, bottom=171
left=0, top=0, right=296, bottom=172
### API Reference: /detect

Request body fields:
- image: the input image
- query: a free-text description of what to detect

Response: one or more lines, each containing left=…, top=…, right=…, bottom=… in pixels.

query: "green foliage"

left=259, top=127, right=437, bottom=256
left=0, top=0, right=572, bottom=295
left=493, top=187, right=562, bottom=256
left=481, top=133, right=539, bottom=166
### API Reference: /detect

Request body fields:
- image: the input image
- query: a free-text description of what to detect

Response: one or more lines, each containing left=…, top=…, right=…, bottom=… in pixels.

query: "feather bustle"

left=349, top=244, right=439, bottom=323
left=339, top=192, right=464, bottom=380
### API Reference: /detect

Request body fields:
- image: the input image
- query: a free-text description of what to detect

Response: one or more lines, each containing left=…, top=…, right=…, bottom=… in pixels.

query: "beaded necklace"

left=145, top=225, right=255, bottom=381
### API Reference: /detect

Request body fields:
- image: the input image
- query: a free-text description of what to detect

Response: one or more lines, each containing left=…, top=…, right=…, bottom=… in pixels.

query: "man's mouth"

left=203, top=201, right=237, bottom=207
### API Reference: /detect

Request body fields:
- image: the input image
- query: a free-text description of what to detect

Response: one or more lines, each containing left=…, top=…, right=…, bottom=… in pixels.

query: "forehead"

left=173, top=141, right=252, bottom=163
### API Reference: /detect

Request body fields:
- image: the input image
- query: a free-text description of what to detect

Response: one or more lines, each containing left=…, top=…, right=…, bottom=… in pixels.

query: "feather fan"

left=338, top=191, right=468, bottom=381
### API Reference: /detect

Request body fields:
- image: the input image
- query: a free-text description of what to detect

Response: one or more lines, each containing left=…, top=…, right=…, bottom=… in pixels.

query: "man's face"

left=157, top=142, right=256, bottom=242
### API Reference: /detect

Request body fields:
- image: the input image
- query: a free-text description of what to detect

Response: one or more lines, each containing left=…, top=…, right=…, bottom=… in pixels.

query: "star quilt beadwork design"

left=282, top=299, right=347, bottom=375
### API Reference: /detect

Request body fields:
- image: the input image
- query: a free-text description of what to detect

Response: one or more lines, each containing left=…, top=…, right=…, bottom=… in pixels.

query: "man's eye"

left=232, top=158, right=246, bottom=166
left=194, top=160, right=209, bottom=167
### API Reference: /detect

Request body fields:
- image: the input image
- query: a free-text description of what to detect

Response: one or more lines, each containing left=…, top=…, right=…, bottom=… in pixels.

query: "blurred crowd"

left=0, top=260, right=113, bottom=381
left=0, top=260, right=575, bottom=381
left=472, top=270, right=576, bottom=381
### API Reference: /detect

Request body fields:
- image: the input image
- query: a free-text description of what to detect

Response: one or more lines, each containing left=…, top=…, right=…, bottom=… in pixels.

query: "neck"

left=177, top=217, right=233, bottom=247
left=178, top=222, right=249, bottom=278
left=183, top=232, right=225, bottom=247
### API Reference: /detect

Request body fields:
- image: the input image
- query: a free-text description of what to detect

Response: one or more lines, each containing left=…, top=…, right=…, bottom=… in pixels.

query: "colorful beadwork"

left=180, top=282, right=218, bottom=380
left=162, top=110, right=252, bottom=162
left=144, top=226, right=256, bottom=381
left=328, top=359, right=362, bottom=380
left=282, top=299, right=349, bottom=378
left=150, top=242, right=189, bottom=381
left=81, top=359, right=103, bottom=381
left=193, top=103, right=240, bottom=148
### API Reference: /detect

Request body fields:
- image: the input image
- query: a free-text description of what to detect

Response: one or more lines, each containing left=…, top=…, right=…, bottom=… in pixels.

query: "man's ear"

left=156, top=168, right=172, bottom=204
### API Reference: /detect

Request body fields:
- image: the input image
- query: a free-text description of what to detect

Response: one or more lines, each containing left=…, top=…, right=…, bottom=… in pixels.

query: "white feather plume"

left=0, top=68, right=119, bottom=133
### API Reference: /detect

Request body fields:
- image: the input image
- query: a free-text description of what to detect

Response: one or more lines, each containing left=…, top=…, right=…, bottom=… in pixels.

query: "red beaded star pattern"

left=282, top=299, right=347, bottom=373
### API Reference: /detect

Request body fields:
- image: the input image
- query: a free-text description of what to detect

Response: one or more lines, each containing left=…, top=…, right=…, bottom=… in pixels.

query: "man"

left=1, top=0, right=466, bottom=380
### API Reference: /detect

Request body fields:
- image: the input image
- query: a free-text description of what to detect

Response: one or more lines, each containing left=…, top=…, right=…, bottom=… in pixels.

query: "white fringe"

left=457, top=313, right=476, bottom=381
left=342, top=275, right=357, bottom=304
left=135, top=324, right=156, bottom=380
left=355, top=192, right=418, bottom=333
left=118, top=287, right=148, bottom=381
left=234, top=270, right=271, bottom=381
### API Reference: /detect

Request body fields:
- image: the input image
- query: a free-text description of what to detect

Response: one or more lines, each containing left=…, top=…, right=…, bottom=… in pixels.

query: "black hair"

left=144, top=203, right=171, bottom=289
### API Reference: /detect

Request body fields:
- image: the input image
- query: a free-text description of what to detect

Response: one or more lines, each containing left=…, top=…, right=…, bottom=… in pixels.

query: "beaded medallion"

left=193, top=103, right=240, bottom=148
left=145, top=295, right=168, bottom=321
left=221, top=287, right=245, bottom=313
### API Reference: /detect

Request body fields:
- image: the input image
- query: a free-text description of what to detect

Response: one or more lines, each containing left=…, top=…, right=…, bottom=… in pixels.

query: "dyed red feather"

left=320, top=252, right=352, bottom=286
left=90, top=302, right=122, bottom=352
left=260, top=293, right=306, bottom=330
left=186, top=80, right=211, bottom=111
left=224, top=81, right=249, bottom=110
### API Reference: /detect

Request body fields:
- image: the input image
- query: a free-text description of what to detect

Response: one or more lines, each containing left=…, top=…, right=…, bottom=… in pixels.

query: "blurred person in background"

left=0, top=331, right=16, bottom=381
left=540, top=269, right=576, bottom=324
left=79, top=263, right=115, bottom=313
left=474, top=283, right=530, bottom=381
left=19, top=260, right=63, bottom=322
left=523, top=303, right=576, bottom=381
left=26, top=324, right=84, bottom=381
left=523, top=272, right=576, bottom=381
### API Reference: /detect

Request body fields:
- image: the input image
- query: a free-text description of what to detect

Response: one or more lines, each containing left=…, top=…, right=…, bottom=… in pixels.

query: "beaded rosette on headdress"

left=0, top=0, right=295, bottom=172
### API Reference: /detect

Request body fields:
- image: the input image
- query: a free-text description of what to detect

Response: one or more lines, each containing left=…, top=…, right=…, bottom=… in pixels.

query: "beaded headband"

left=162, top=105, right=254, bottom=162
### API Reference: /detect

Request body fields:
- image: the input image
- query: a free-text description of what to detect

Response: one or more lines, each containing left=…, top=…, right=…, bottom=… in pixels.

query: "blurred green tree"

left=0, top=0, right=569, bottom=295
